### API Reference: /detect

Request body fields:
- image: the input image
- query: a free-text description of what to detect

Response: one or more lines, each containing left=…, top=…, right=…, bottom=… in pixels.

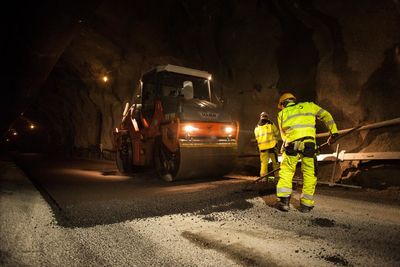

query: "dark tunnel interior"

left=2, top=2, right=400, bottom=265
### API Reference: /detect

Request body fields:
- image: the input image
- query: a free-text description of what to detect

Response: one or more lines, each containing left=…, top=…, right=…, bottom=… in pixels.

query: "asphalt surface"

left=1, top=153, right=400, bottom=266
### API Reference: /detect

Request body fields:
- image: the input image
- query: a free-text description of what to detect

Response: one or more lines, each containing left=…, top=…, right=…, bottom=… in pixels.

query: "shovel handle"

left=254, top=167, right=281, bottom=183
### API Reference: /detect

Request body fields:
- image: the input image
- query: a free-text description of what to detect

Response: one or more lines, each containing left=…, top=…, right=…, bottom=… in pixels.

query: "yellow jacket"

left=277, top=102, right=338, bottom=144
left=254, top=122, right=279, bottom=150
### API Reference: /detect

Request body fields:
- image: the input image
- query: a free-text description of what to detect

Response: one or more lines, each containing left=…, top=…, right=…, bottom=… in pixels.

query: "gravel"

left=1, top=156, right=400, bottom=266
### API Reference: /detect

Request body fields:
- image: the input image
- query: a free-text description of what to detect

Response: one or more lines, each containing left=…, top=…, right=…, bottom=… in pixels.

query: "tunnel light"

left=208, top=75, right=212, bottom=81
left=29, top=124, right=36, bottom=130
left=102, top=76, right=108, bottom=82
left=12, top=131, right=18, bottom=136
left=6, top=138, right=10, bottom=142
left=183, top=125, right=199, bottom=133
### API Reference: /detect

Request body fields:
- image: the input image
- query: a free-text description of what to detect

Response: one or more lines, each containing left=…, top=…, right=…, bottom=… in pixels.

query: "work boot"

left=276, top=197, right=290, bottom=212
left=300, top=203, right=314, bottom=213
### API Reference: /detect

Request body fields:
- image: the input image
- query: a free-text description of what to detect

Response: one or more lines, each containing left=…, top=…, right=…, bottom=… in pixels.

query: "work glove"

left=327, top=133, right=339, bottom=145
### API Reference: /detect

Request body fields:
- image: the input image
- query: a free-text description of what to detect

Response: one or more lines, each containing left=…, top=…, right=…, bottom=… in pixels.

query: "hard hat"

left=278, top=93, right=296, bottom=109
left=260, top=112, right=269, bottom=119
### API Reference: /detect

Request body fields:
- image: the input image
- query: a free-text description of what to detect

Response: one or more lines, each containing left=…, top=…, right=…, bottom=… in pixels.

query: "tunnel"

left=1, top=0, right=400, bottom=266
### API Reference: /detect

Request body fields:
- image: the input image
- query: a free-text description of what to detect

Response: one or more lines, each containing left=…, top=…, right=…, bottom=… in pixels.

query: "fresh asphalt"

left=1, top=153, right=399, bottom=266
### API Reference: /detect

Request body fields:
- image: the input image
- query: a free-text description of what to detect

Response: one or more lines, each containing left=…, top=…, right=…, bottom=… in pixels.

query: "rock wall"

left=26, top=0, right=399, bottom=159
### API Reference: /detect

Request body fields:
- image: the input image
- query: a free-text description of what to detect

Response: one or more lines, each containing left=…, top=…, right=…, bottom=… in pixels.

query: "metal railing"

left=241, top=117, right=400, bottom=161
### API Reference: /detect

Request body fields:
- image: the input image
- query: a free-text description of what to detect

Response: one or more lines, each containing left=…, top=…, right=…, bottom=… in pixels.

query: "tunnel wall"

left=24, top=0, right=399, bottom=163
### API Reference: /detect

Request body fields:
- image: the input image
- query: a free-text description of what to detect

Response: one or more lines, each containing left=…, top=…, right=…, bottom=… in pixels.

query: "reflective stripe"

left=300, top=201, right=313, bottom=207
left=301, top=194, right=314, bottom=200
left=326, top=120, right=335, bottom=126
left=316, top=108, right=325, bottom=117
left=255, top=131, right=273, bottom=137
left=277, top=188, right=292, bottom=194
left=258, top=140, right=276, bottom=145
left=286, top=124, right=315, bottom=131
left=283, top=112, right=316, bottom=124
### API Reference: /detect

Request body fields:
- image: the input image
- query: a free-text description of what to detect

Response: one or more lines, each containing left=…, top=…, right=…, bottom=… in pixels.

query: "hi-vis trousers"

left=259, top=146, right=280, bottom=177
left=276, top=140, right=317, bottom=207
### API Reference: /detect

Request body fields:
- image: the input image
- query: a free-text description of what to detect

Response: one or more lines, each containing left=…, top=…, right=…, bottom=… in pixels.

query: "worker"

left=276, top=93, right=338, bottom=212
left=254, top=112, right=280, bottom=181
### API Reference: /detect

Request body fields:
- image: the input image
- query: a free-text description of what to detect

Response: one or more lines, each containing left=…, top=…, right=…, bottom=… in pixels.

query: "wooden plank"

left=341, top=152, right=400, bottom=161
left=240, top=151, right=400, bottom=162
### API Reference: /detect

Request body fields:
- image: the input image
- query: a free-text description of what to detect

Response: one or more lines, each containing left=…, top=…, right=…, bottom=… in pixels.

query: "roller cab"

left=113, top=64, right=238, bottom=181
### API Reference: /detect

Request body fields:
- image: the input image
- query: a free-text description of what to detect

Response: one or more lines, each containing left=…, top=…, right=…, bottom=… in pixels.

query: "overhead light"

left=12, top=131, right=18, bottom=136
left=102, top=76, right=108, bottom=82
left=208, top=75, right=212, bottom=81
left=29, top=124, right=36, bottom=130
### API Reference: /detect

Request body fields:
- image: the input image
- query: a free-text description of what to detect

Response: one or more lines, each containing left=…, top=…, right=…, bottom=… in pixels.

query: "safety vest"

left=254, top=123, right=279, bottom=150
left=277, top=102, right=338, bottom=144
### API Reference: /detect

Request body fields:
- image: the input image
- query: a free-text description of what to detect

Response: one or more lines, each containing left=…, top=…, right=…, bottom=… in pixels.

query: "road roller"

left=112, top=64, right=239, bottom=181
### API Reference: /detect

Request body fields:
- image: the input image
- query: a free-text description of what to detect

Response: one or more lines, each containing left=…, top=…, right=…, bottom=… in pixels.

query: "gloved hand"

left=327, top=133, right=339, bottom=145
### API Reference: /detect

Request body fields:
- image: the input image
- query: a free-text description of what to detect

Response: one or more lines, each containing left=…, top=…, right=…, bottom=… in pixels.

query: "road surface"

left=1, top=153, right=400, bottom=266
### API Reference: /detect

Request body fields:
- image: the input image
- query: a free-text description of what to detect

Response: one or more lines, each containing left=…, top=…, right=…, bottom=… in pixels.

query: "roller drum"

left=155, top=139, right=238, bottom=181
left=174, top=141, right=238, bottom=180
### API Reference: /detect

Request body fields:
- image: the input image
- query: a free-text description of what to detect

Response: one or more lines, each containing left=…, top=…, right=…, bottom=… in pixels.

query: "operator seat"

left=181, top=81, right=194, bottom=100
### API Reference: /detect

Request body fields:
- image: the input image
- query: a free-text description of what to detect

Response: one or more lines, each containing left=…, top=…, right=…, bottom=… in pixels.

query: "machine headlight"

left=183, top=125, right=198, bottom=133
left=224, top=126, right=233, bottom=134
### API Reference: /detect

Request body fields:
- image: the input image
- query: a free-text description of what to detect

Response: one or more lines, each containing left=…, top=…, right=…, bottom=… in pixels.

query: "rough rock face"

left=8, top=0, right=400, bottom=163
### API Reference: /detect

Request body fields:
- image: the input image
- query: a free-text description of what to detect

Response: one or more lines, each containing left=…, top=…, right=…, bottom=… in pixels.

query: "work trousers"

left=276, top=141, right=317, bottom=207
left=259, top=146, right=280, bottom=177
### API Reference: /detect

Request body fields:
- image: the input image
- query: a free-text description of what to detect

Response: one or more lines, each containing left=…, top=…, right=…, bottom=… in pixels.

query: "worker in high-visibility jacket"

left=254, top=112, right=280, bottom=181
left=276, top=93, right=339, bottom=212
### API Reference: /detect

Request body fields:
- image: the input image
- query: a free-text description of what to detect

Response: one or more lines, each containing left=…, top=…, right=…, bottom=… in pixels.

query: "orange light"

left=225, top=126, right=233, bottom=134
left=183, top=125, right=199, bottom=133
left=235, top=121, right=240, bottom=140
left=142, top=118, right=149, bottom=128
left=29, top=124, right=36, bottom=130
left=179, top=122, right=236, bottom=138
left=102, top=76, right=108, bottom=82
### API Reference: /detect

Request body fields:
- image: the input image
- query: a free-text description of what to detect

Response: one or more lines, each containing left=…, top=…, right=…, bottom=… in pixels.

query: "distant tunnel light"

left=29, top=124, right=36, bottom=130
left=102, top=76, right=108, bottom=82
